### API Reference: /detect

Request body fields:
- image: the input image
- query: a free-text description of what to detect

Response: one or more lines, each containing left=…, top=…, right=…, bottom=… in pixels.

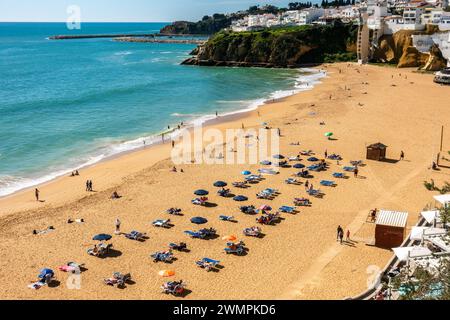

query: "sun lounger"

left=152, top=219, right=171, bottom=228
left=288, top=156, right=300, bottom=161
left=87, top=243, right=112, bottom=257
left=151, top=250, right=174, bottom=263
left=125, top=230, right=146, bottom=240
left=184, top=228, right=216, bottom=239
left=166, top=208, right=182, bottom=215
left=307, top=189, right=323, bottom=197
left=343, top=166, right=356, bottom=172
left=104, top=272, right=131, bottom=288
left=320, top=180, right=336, bottom=187
left=294, top=198, right=311, bottom=206
left=258, top=168, right=279, bottom=175
left=169, top=242, right=187, bottom=251
left=256, top=213, right=280, bottom=225
left=285, top=178, right=299, bottom=185
left=333, top=172, right=345, bottom=179
left=328, top=154, right=342, bottom=160
left=219, top=215, right=235, bottom=222
left=243, top=226, right=262, bottom=237
left=350, top=160, right=363, bottom=166
left=192, top=197, right=208, bottom=206
left=279, top=206, right=295, bottom=214
left=217, top=189, right=231, bottom=197
left=233, top=181, right=248, bottom=188
left=28, top=281, right=46, bottom=290
left=224, top=241, right=246, bottom=255
left=196, top=258, right=220, bottom=271
left=240, top=205, right=257, bottom=215
left=161, top=280, right=185, bottom=296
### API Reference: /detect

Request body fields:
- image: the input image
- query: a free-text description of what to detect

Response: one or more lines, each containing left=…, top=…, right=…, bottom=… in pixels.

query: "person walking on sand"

left=346, top=230, right=351, bottom=242
left=400, top=150, right=405, bottom=161
left=35, top=188, right=40, bottom=202
left=337, top=225, right=343, bottom=241
left=89, top=180, right=93, bottom=192
left=86, top=180, right=90, bottom=191
left=115, top=218, right=121, bottom=235
left=339, top=230, right=344, bottom=244
left=325, top=150, right=328, bottom=159
left=172, top=140, right=175, bottom=148
left=354, top=167, right=359, bottom=178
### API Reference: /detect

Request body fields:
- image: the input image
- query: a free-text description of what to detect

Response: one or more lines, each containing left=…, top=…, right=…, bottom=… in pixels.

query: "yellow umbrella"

left=158, top=270, right=175, bottom=277
left=222, top=235, right=237, bottom=241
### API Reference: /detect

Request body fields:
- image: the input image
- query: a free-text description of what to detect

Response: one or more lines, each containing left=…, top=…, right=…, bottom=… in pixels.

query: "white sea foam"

left=0, top=68, right=326, bottom=198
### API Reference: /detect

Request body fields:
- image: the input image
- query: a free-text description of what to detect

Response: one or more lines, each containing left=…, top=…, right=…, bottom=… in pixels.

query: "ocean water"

left=0, top=22, right=326, bottom=197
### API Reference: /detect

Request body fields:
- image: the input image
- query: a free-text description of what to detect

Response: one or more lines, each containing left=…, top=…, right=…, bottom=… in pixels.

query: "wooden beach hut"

left=366, top=143, right=388, bottom=161
left=375, top=210, right=408, bottom=248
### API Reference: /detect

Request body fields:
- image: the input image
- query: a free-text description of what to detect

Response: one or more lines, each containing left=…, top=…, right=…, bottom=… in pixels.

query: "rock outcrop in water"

left=182, top=23, right=358, bottom=68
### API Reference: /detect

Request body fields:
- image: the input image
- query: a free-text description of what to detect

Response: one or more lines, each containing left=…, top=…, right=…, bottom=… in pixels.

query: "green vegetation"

left=424, top=180, right=450, bottom=194
left=391, top=258, right=450, bottom=300
left=198, top=22, right=358, bottom=66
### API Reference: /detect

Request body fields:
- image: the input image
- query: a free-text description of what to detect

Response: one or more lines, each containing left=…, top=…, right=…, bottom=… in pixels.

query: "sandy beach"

left=0, top=62, right=449, bottom=300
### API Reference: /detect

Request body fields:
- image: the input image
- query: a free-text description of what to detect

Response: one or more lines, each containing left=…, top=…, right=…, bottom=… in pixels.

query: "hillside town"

left=230, top=0, right=450, bottom=32
left=229, top=0, right=450, bottom=67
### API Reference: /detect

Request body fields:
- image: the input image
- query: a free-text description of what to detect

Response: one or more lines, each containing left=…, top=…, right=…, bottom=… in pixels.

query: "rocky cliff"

left=373, top=29, right=447, bottom=71
left=182, top=23, right=358, bottom=68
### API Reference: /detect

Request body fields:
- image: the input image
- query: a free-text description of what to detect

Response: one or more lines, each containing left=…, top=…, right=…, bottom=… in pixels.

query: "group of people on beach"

left=85, top=180, right=94, bottom=192
left=337, top=225, right=351, bottom=244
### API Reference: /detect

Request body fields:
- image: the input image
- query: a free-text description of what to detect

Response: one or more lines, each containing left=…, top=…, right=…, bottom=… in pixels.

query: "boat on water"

left=434, top=68, right=450, bottom=85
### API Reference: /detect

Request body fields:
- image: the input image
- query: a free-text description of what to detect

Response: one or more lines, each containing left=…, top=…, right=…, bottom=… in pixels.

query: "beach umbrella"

left=222, top=235, right=237, bottom=241
left=93, top=234, right=112, bottom=241
left=308, top=157, right=319, bottom=162
left=242, top=171, right=251, bottom=175
left=259, top=205, right=272, bottom=211
left=260, top=160, right=272, bottom=165
left=214, top=181, right=228, bottom=188
left=194, top=189, right=209, bottom=196
left=233, top=195, right=248, bottom=202
left=158, top=270, right=175, bottom=277
left=325, top=132, right=334, bottom=137
left=191, top=217, right=208, bottom=225
left=273, top=154, right=285, bottom=160
left=293, top=163, right=306, bottom=169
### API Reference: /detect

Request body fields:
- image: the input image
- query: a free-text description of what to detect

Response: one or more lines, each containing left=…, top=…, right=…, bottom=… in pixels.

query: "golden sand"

left=0, top=63, right=449, bottom=300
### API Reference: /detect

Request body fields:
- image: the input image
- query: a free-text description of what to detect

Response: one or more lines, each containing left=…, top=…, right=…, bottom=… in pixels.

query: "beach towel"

left=28, top=281, right=46, bottom=290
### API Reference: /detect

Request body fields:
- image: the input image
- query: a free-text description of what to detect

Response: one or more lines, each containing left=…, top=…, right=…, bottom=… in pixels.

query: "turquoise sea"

left=0, top=22, right=325, bottom=197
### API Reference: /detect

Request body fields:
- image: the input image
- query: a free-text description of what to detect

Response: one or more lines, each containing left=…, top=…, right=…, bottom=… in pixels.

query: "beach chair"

left=288, top=156, right=300, bottom=161
left=166, top=208, right=182, bottom=216
left=191, top=197, right=208, bottom=206
left=320, top=180, right=336, bottom=187
left=256, top=192, right=273, bottom=200
left=300, top=150, right=313, bottom=156
left=125, top=230, right=146, bottom=241
left=224, top=241, right=246, bottom=255
left=258, top=168, right=279, bottom=175
left=256, top=213, right=280, bottom=225
left=294, top=198, right=311, bottom=206
left=104, top=272, right=131, bottom=288
left=328, top=154, right=342, bottom=161
left=87, top=243, right=112, bottom=257
left=307, top=189, right=323, bottom=198
left=169, top=242, right=187, bottom=251
left=184, top=230, right=202, bottom=239
left=350, top=160, right=363, bottom=166
left=151, top=250, right=174, bottom=263
left=196, top=258, right=220, bottom=271
left=279, top=206, right=295, bottom=214
left=240, top=205, right=257, bottom=215
left=285, top=178, right=299, bottom=185
left=152, top=219, right=171, bottom=228
left=295, top=170, right=310, bottom=178
left=217, top=189, right=231, bottom=197
left=219, top=215, right=235, bottom=222
left=343, top=166, right=356, bottom=172
left=161, top=280, right=185, bottom=296
left=233, top=181, right=248, bottom=188
left=199, top=228, right=216, bottom=239
left=243, top=226, right=262, bottom=237
left=333, top=172, right=345, bottom=179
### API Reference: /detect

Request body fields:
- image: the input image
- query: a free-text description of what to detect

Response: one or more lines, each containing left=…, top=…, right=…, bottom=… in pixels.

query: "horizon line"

left=0, top=21, right=172, bottom=23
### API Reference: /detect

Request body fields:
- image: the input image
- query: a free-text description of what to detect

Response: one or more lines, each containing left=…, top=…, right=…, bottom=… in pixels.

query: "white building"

left=297, top=8, right=325, bottom=25
left=439, top=12, right=450, bottom=30
left=421, top=8, right=444, bottom=24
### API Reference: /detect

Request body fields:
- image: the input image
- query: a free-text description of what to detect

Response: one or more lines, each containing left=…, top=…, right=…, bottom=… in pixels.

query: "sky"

left=0, top=0, right=321, bottom=23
